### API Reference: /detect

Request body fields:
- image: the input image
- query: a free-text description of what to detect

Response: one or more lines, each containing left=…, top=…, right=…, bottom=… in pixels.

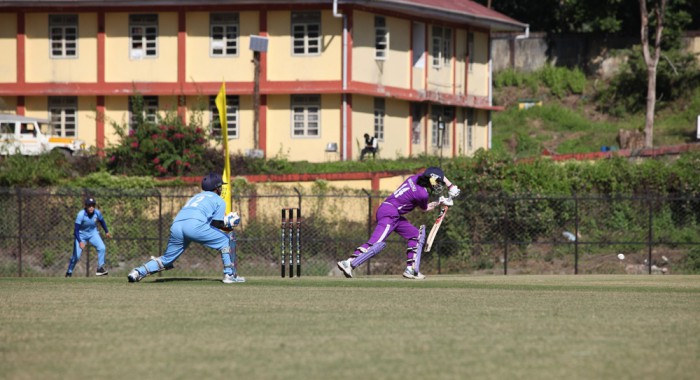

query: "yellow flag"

left=216, top=82, right=232, bottom=213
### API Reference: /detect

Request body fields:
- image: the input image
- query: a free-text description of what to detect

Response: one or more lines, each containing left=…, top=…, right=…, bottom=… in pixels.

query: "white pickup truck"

left=0, top=114, right=85, bottom=156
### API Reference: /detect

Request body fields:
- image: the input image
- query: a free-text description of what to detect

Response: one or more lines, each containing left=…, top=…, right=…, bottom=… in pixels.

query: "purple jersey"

left=382, top=174, right=430, bottom=215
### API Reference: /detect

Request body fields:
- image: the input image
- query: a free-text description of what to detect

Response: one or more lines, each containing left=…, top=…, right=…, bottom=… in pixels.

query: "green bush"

left=596, top=47, right=700, bottom=116
left=0, top=151, right=72, bottom=186
left=494, top=65, right=586, bottom=99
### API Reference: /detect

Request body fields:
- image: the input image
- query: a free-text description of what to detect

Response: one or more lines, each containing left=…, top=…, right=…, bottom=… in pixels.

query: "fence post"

left=85, top=245, right=90, bottom=277
left=503, top=195, right=509, bottom=275
left=158, top=190, right=163, bottom=259
left=361, top=189, right=372, bottom=276
left=647, top=195, right=653, bottom=275
left=16, top=188, right=22, bottom=277
left=293, top=187, right=301, bottom=211
left=574, top=192, right=579, bottom=275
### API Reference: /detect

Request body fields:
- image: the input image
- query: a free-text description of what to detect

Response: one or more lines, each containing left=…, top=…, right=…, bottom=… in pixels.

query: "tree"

left=639, top=0, right=667, bottom=148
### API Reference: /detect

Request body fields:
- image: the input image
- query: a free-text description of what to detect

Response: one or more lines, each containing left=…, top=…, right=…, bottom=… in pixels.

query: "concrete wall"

left=492, top=31, right=700, bottom=77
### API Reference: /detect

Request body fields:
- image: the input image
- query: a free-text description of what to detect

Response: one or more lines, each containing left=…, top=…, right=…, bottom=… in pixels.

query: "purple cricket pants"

left=354, top=203, right=419, bottom=261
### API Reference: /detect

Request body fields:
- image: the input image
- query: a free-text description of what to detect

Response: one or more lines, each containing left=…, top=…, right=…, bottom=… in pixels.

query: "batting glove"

left=224, top=212, right=241, bottom=228
left=448, top=185, right=461, bottom=198
left=439, top=196, right=454, bottom=207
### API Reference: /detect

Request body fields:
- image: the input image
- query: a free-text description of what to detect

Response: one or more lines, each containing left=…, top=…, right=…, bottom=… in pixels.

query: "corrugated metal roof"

left=0, top=0, right=527, bottom=32
left=366, top=0, right=526, bottom=31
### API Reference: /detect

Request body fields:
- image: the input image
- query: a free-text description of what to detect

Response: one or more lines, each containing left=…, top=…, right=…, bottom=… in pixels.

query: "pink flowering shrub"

left=106, top=95, right=220, bottom=176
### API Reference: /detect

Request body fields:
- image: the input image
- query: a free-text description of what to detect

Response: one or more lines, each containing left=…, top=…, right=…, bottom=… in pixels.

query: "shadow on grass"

left=151, top=277, right=221, bottom=283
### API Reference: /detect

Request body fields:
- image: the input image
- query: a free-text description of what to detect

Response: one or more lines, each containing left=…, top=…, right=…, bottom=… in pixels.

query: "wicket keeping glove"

left=224, top=212, right=241, bottom=228
left=439, top=196, right=454, bottom=207
left=448, top=185, right=461, bottom=198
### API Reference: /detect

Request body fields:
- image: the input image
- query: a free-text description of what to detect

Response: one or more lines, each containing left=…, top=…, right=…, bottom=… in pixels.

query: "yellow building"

left=0, top=0, right=526, bottom=162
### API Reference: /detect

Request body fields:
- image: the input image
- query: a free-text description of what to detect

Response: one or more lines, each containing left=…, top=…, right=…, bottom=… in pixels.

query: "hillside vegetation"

left=491, top=64, right=700, bottom=158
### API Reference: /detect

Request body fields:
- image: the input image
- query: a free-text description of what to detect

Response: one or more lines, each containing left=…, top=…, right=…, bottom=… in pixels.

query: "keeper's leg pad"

left=351, top=242, right=387, bottom=268
left=221, top=234, right=238, bottom=276
left=414, top=225, right=426, bottom=273
left=141, top=256, right=174, bottom=276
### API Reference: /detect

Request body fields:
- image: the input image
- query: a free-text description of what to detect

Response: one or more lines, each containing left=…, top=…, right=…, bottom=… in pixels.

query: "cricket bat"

left=424, top=202, right=449, bottom=252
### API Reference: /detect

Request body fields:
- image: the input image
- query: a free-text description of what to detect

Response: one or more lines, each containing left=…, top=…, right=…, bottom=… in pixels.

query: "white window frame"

left=374, top=98, right=385, bottom=140
left=49, top=14, right=78, bottom=58
left=431, top=26, right=452, bottom=69
left=291, top=11, right=321, bottom=56
left=291, top=95, right=320, bottom=138
left=49, top=96, right=77, bottom=137
left=210, top=95, right=239, bottom=138
left=129, top=96, right=159, bottom=130
left=375, top=16, right=389, bottom=60
left=129, top=14, right=158, bottom=59
left=210, top=13, right=239, bottom=57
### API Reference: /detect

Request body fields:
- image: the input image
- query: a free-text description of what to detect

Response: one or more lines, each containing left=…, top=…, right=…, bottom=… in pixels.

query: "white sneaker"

left=337, top=259, right=353, bottom=278
left=223, top=274, right=246, bottom=284
left=403, top=267, right=426, bottom=280
left=127, top=269, right=143, bottom=283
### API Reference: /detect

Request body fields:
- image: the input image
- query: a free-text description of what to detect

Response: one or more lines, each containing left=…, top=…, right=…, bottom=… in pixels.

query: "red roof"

left=0, top=0, right=527, bottom=31
left=354, top=0, right=527, bottom=31
left=400, top=0, right=523, bottom=26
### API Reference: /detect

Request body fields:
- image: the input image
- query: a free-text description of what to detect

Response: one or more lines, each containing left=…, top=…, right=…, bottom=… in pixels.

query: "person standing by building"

left=65, top=197, right=112, bottom=277
left=337, top=167, right=460, bottom=279
left=127, top=172, right=245, bottom=284
left=360, top=133, right=379, bottom=160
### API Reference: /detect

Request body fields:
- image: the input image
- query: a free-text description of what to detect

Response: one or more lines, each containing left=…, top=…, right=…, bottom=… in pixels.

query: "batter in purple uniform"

left=337, top=167, right=460, bottom=280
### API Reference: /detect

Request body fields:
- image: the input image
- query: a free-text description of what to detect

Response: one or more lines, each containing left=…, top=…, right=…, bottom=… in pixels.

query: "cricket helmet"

left=421, top=167, right=445, bottom=192
left=84, top=197, right=97, bottom=207
left=201, top=172, right=226, bottom=191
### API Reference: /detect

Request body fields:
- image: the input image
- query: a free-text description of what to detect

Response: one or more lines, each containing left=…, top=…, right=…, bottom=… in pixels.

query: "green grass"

left=1, top=275, right=698, bottom=380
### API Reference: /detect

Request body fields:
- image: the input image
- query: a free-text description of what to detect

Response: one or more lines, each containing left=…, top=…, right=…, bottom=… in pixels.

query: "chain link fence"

left=1, top=188, right=699, bottom=277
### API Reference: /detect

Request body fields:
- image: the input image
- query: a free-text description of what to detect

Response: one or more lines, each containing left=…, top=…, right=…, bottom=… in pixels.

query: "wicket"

left=281, top=208, right=301, bottom=278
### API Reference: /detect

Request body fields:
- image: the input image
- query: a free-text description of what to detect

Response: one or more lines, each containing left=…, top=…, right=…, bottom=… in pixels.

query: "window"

left=375, top=16, right=389, bottom=60
left=431, top=106, right=454, bottom=147
left=210, top=95, right=239, bottom=138
left=466, top=109, right=475, bottom=150
left=291, top=95, right=320, bottom=137
left=374, top=98, right=385, bottom=140
left=467, top=32, right=475, bottom=72
left=49, top=96, right=77, bottom=137
left=49, top=15, right=78, bottom=58
left=292, top=11, right=320, bottom=56
left=431, top=26, right=452, bottom=69
left=0, top=122, right=12, bottom=135
left=130, top=14, right=158, bottom=59
left=129, top=96, right=158, bottom=130
left=210, top=13, right=239, bottom=57
left=411, top=104, right=422, bottom=144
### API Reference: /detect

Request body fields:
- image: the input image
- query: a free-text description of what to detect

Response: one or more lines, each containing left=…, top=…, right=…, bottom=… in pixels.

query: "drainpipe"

left=334, top=0, right=348, bottom=160
left=515, top=25, right=530, bottom=40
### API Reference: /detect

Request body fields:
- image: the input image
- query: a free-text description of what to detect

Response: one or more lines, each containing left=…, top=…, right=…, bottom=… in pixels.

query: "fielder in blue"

left=65, top=197, right=112, bottom=277
left=127, top=172, right=245, bottom=284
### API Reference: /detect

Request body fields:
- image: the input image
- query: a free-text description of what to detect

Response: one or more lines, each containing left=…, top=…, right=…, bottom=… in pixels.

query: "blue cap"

left=201, top=173, right=226, bottom=191
left=84, top=197, right=96, bottom=206
left=422, top=167, right=445, bottom=183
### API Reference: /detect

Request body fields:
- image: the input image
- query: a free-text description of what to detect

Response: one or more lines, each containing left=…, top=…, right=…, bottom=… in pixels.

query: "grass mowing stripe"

left=0, top=275, right=698, bottom=380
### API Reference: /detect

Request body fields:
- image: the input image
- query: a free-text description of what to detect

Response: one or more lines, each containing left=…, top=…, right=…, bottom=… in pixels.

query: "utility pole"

left=249, top=35, right=268, bottom=157
left=253, top=50, right=260, bottom=150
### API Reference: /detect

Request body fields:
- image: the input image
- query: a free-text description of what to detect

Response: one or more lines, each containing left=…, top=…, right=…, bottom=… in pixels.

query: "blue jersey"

left=383, top=174, right=430, bottom=215
left=75, top=209, right=108, bottom=242
left=174, top=191, right=226, bottom=224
